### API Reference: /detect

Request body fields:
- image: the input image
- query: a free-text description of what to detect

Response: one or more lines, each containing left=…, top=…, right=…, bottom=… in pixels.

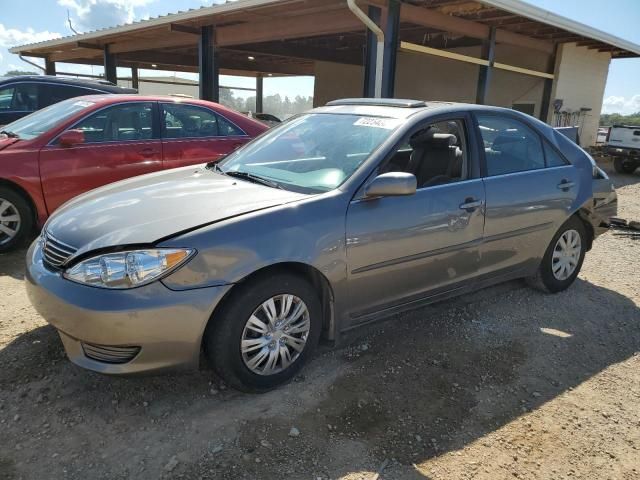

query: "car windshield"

left=0, top=97, right=95, bottom=140
left=217, top=113, right=400, bottom=193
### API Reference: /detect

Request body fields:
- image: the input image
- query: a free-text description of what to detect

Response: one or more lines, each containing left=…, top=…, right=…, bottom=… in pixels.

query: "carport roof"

left=7, top=0, right=639, bottom=75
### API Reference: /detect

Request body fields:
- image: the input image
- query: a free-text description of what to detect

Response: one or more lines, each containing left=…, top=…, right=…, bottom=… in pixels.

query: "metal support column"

left=44, top=57, right=56, bottom=76
left=382, top=0, right=400, bottom=98
left=131, top=67, right=139, bottom=90
left=103, top=45, right=117, bottom=84
left=256, top=73, right=264, bottom=113
left=475, top=26, right=496, bottom=105
left=539, top=45, right=558, bottom=123
left=362, top=5, right=381, bottom=98
left=199, top=25, right=219, bottom=102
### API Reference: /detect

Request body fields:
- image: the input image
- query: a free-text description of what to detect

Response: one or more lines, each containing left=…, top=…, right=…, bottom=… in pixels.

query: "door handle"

left=557, top=180, right=575, bottom=190
left=139, top=148, right=155, bottom=158
left=459, top=198, right=483, bottom=212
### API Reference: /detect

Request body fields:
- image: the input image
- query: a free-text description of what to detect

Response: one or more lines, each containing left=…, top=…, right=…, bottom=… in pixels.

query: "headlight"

left=64, top=248, right=194, bottom=289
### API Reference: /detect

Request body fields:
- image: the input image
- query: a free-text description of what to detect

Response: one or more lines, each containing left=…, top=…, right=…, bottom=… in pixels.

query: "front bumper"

left=591, top=178, right=618, bottom=237
left=607, top=146, right=640, bottom=159
left=25, top=239, right=232, bottom=375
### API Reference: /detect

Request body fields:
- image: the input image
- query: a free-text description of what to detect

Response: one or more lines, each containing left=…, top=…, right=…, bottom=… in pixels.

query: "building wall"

left=548, top=43, right=611, bottom=147
left=118, top=77, right=198, bottom=97
left=313, top=61, right=364, bottom=106
left=314, top=44, right=551, bottom=116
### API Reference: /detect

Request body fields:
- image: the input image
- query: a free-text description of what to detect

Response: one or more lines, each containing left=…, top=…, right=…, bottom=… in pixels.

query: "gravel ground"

left=1, top=158, right=639, bottom=480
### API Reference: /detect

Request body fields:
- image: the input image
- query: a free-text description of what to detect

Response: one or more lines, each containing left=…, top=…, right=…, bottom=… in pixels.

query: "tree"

left=4, top=70, right=39, bottom=77
left=600, top=112, right=640, bottom=126
left=218, top=88, right=313, bottom=119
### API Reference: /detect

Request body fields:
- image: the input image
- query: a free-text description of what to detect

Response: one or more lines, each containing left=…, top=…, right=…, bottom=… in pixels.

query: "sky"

left=0, top=0, right=639, bottom=113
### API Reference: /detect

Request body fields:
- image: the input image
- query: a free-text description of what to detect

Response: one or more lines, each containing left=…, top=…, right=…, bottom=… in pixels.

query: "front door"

left=39, top=101, right=162, bottom=213
left=345, top=116, right=485, bottom=325
left=160, top=102, right=250, bottom=169
left=474, top=113, right=580, bottom=277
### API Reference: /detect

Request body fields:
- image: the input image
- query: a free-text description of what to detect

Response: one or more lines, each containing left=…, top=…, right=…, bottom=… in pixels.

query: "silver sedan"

left=25, top=98, right=617, bottom=392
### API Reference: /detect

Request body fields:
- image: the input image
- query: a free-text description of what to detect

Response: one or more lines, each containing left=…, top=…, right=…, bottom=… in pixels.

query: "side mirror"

left=58, top=129, right=85, bottom=148
left=364, top=172, right=417, bottom=198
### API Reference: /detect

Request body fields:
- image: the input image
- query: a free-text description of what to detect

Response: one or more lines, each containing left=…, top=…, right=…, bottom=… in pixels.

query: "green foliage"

left=4, top=70, right=39, bottom=76
left=219, top=89, right=313, bottom=119
left=600, top=112, right=640, bottom=127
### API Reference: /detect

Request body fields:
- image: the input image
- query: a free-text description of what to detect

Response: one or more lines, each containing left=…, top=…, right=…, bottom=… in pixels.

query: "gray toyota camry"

left=26, top=98, right=617, bottom=392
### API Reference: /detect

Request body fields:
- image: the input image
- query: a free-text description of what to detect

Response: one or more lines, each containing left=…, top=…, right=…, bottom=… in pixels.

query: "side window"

left=72, top=102, right=154, bottom=143
left=161, top=104, right=229, bottom=139
left=543, top=141, right=569, bottom=167
left=44, top=84, right=91, bottom=106
left=0, top=83, right=38, bottom=112
left=0, top=85, right=15, bottom=110
left=382, top=119, right=468, bottom=189
left=476, top=114, right=545, bottom=176
left=218, top=115, right=245, bottom=136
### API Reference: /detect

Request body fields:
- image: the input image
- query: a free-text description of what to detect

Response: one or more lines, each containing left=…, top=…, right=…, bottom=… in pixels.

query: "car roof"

left=70, top=94, right=242, bottom=106
left=0, top=75, right=135, bottom=93
left=312, top=98, right=546, bottom=122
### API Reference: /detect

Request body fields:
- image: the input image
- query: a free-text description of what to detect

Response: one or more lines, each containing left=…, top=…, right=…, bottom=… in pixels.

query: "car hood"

left=45, top=165, right=308, bottom=256
left=0, top=137, right=19, bottom=151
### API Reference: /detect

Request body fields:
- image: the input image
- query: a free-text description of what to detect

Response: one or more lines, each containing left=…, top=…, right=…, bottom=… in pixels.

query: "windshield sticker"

left=354, top=117, right=401, bottom=130
left=73, top=100, right=94, bottom=108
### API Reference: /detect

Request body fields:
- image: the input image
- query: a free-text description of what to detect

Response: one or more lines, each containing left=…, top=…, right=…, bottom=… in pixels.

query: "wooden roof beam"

left=230, top=43, right=362, bottom=65
left=363, top=1, right=554, bottom=54
left=119, top=50, right=314, bottom=75
left=215, top=9, right=364, bottom=47
left=577, top=40, right=602, bottom=47
left=76, top=41, right=103, bottom=50
left=169, top=23, right=200, bottom=35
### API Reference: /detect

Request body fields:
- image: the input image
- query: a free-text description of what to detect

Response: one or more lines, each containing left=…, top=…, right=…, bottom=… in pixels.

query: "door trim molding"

left=351, top=236, right=483, bottom=275
left=483, top=221, right=553, bottom=244
left=350, top=220, right=553, bottom=276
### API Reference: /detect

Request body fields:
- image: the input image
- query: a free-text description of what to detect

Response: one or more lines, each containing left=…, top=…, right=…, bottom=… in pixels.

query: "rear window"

left=552, top=129, right=582, bottom=165
left=1, top=98, right=94, bottom=140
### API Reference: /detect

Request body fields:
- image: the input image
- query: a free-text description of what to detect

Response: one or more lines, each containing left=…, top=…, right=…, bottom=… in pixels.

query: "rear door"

left=39, top=83, right=98, bottom=108
left=39, top=101, right=162, bottom=213
left=160, top=102, right=250, bottom=169
left=474, top=112, right=579, bottom=277
left=345, top=114, right=485, bottom=325
left=0, top=82, right=39, bottom=126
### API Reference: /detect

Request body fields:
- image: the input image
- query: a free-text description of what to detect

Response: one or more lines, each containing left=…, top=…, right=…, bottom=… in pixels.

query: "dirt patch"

left=1, top=159, right=639, bottom=480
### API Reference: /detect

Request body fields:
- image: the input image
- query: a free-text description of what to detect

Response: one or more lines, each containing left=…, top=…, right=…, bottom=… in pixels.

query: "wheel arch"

left=203, top=261, right=336, bottom=351
left=575, top=208, right=595, bottom=251
left=0, top=178, right=38, bottom=225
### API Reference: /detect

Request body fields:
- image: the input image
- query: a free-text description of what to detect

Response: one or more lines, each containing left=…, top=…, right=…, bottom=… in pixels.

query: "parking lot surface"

left=1, top=159, right=639, bottom=480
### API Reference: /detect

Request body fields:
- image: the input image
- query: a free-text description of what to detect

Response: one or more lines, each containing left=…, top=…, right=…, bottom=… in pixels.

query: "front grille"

left=42, top=231, right=77, bottom=268
left=82, top=343, right=141, bottom=364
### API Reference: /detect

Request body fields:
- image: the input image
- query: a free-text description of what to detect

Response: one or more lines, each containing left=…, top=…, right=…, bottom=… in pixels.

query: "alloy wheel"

left=0, top=198, right=21, bottom=246
left=552, top=229, right=581, bottom=281
left=240, top=294, right=311, bottom=376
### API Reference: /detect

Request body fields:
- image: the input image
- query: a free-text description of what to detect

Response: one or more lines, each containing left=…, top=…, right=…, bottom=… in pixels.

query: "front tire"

left=527, top=216, right=587, bottom=293
left=613, top=157, right=638, bottom=174
left=204, top=272, right=322, bottom=393
left=0, top=187, right=34, bottom=253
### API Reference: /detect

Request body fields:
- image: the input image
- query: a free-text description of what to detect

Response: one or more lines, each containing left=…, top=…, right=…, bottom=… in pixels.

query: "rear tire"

left=613, top=157, right=638, bottom=174
left=527, top=216, right=587, bottom=294
left=0, top=187, right=34, bottom=253
left=204, top=272, right=322, bottom=393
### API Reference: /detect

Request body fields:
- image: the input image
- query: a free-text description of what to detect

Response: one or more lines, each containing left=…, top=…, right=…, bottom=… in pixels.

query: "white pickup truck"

left=606, top=125, right=640, bottom=174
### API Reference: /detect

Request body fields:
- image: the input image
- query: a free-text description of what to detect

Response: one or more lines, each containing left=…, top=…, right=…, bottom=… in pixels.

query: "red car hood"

left=0, top=137, right=19, bottom=151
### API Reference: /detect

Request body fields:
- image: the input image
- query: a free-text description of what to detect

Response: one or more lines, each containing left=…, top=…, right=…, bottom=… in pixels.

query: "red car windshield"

left=1, top=97, right=95, bottom=140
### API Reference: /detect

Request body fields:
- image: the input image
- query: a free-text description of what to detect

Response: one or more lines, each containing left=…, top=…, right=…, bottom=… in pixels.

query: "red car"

left=0, top=95, right=268, bottom=251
